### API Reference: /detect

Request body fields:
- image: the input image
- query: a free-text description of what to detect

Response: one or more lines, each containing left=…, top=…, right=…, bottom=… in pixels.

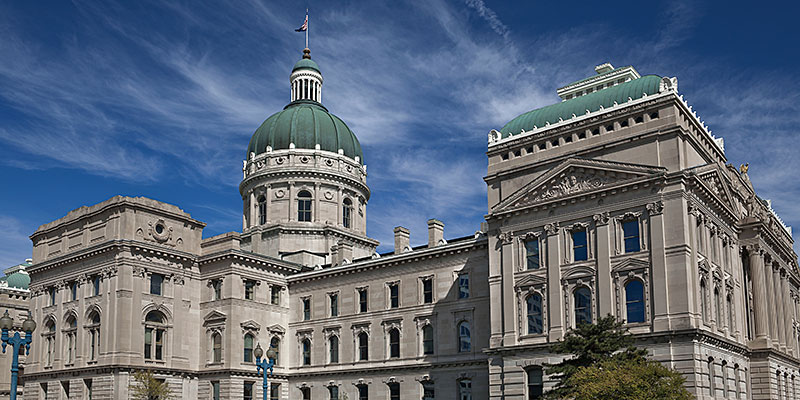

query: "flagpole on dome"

left=306, top=8, right=309, bottom=50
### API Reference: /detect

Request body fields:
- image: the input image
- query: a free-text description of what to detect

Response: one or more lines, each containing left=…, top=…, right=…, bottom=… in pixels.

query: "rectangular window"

left=572, top=229, right=588, bottom=261
left=144, top=327, right=152, bottom=359
left=244, top=280, right=256, bottom=300
left=330, top=293, right=338, bottom=317
left=301, top=387, right=311, bottom=400
left=150, top=274, right=163, bottom=296
left=458, top=379, right=472, bottom=400
left=329, top=385, right=339, bottom=400
left=270, top=383, right=280, bottom=400
left=358, top=288, right=368, bottom=313
left=271, top=285, right=281, bottom=305
left=71, top=282, right=78, bottom=301
left=422, top=278, right=433, bottom=304
left=49, top=287, right=56, bottom=306
left=244, top=382, right=253, bottom=400
left=155, top=329, right=163, bottom=360
left=93, top=276, right=101, bottom=296
left=298, top=199, right=312, bottom=222
left=422, top=382, right=434, bottom=400
left=527, top=368, right=544, bottom=399
left=389, top=383, right=400, bottom=400
left=358, top=385, right=368, bottom=400
left=84, top=379, right=93, bottom=400
left=389, top=283, right=399, bottom=308
left=211, top=382, right=220, bottom=400
left=212, top=279, right=222, bottom=300
left=303, top=298, right=311, bottom=321
left=525, top=239, right=540, bottom=270
left=458, top=273, right=470, bottom=299
left=622, top=220, right=640, bottom=253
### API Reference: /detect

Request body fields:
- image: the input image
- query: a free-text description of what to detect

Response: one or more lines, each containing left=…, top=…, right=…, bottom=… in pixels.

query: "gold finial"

left=739, top=163, right=749, bottom=174
left=302, top=48, right=311, bottom=59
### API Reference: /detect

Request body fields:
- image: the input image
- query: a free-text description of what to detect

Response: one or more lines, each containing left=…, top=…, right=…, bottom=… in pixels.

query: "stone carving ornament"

left=534, top=172, right=614, bottom=202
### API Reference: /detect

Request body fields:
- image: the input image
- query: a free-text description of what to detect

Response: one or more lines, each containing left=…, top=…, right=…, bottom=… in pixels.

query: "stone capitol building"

left=13, top=48, right=799, bottom=400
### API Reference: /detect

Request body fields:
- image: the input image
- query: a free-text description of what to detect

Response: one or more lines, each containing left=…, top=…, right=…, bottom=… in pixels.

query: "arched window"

left=625, top=280, right=645, bottom=323
left=44, top=319, right=56, bottom=367
left=87, top=311, right=100, bottom=361
left=211, top=332, right=222, bottom=363
left=270, top=337, right=281, bottom=365
left=527, top=293, right=544, bottom=334
left=527, top=367, right=544, bottom=399
left=257, top=195, right=267, bottom=225
left=700, top=279, right=709, bottom=323
left=297, top=190, right=312, bottom=222
left=389, top=328, right=400, bottom=358
left=358, top=332, right=369, bottom=361
left=458, top=321, right=471, bottom=352
left=64, top=315, right=77, bottom=364
left=343, top=198, right=353, bottom=228
left=301, top=338, right=311, bottom=365
left=574, top=287, right=592, bottom=326
left=329, top=335, right=339, bottom=364
left=144, top=310, right=166, bottom=361
left=422, top=324, right=434, bottom=355
left=243, top=334, right=254, bottom=363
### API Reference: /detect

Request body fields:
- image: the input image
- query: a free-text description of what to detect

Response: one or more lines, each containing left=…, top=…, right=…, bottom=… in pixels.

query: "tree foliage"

left=130, top=370, right=173, bottom=400
left=567, top=358, right=693, bottom=400
left=544, top=315, right=692, bottom=400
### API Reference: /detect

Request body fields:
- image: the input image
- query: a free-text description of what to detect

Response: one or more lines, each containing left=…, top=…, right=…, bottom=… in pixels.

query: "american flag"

left=295, top=14, right=308, bottom=32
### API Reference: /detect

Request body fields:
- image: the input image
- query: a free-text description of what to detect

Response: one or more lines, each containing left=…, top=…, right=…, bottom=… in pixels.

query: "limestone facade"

left=17, top=58, right=800, bottom=400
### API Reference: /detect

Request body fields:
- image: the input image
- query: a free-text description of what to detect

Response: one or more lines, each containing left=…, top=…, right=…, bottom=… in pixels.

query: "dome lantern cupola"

left=290, top=48, right=322, bottom=103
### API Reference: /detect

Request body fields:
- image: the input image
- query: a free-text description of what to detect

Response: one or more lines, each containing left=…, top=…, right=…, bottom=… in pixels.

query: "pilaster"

left=593, top=213, right=613, bottom=317
left=648, top=201, right=670, bottom=330
left=546, top=223, right=564, bottom=341
left=748, top=245, right=770, bottom=348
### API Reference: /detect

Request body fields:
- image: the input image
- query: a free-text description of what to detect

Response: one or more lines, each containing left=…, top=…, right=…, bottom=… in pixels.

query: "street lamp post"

left=0, top=310, right=36, bottom=400
left=253, top=343, right=277, bottom=400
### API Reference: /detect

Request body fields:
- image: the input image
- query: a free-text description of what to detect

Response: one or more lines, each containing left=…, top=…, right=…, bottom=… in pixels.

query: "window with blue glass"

left=525, top=239, right=540, bottom=270
left=527, top=294, right=544, bottom=334
left=625, top=280, right=645, bottom=323
left=622, top=220, right=640, bottom=253
left=297, top=190, right=312, bottom=222
left=150, top=273, right=163, bottom=296
left=573, top=287, right=592, bottom=325
left=458, top=321, right=471, bottom=352
left=572, top=229, right=588, bottom=261
left=458, top=273, right=470, bottom=299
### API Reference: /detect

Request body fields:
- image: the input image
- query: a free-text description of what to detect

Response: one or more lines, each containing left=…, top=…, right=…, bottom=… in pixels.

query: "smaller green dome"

left=293, top=58, right=320, bottom=73
left=4, top=272, right=30, bottom=290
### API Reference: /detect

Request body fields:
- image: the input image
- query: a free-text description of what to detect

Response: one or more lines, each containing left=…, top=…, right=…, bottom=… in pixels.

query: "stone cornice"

left=242, top=223, right=380, bottom=248
left=28, top=240, right=196, bottom=275
left=288, top=236, right=487, bottom=285
left=198, top=249, right=302, bottom=273
left=288, top=357, right=488, bottom=378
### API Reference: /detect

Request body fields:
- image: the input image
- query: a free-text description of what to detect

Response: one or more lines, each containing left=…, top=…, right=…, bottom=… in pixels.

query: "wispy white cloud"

left=465, top=0, right=510, bottom=39
left=0, top=216, right=33, bottom=268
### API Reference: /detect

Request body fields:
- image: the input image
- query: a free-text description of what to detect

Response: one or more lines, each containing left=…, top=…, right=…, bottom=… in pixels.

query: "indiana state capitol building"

left=21, top=49, right=799, bottom=400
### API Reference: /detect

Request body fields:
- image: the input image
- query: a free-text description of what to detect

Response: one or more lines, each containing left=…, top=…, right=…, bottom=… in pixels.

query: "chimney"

left=331, top=241, right=354, bottom=267
left=394, top=226, right=410, bottom=254
left=427, top=219, right=445, bottom=247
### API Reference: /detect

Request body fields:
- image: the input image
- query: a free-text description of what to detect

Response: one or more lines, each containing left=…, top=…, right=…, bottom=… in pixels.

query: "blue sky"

left=1, top=1, right=799, bottom=266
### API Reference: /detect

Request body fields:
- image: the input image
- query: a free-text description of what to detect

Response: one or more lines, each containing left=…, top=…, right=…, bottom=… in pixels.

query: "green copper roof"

left=247, top=100, right=363, bottom=163
left=500, top=74, right=662, bottom=137
left=293, top=58, right=320, bottom=73
left=3, top=272, right=30, bottom=290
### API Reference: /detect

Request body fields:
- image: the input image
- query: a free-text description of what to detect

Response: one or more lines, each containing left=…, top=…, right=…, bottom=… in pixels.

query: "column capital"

left=646, top=200, right=664, bottom=215
left=497, top=231, right=513, bottom=245
left=592, top=212, right=610, bottom=225
left=544, top=222, right=560, bottom=236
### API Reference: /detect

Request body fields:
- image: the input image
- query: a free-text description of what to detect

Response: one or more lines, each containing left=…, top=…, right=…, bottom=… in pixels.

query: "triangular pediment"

left=267, top=324, right=286, bottom=334
left=240, top=320, right=261, bottom=331
left=612, top=257, right=650, bottom=273
left=515, top=273, right=547, bottom=288
left=493, top=158, right=666, bottom=213
left=695, top=167, right=739, bottom=217
left=203, top=310, right=226, bottom=326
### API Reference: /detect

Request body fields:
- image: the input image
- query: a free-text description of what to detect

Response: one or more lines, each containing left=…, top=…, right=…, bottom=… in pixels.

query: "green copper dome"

left=292, top=58, right=320, bottom=73
left=247, top=100, right=363, bottom=163
left=500, top=75, right=663, bottom=137
left=2, top=271, right=30, bottom=290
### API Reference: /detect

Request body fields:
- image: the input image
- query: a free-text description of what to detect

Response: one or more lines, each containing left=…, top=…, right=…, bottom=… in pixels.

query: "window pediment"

left=203, top=310, right=226, bottom=326
left=611, top=257, right=650, bottom=274
left=240, top=320, right=261, bottom=331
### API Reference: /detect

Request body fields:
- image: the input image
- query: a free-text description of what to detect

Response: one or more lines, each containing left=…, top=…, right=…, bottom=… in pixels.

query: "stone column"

left=313, top=183, right=320, bottom=223
left=501, top=234, right=516, bottom=346
left=288, top=182, right=295, bottom=221
left=772, top=261, right=783, bottom=350
left=265, top=185, right=272, bottom=224
left=748, top=245, right=770, bottom=347
left=593, top=213, right=613, bottom=317
left=488, top=232, right=503, bottom=348
left=249, top=192, right=256, bottom=228
left=781, top=269, right=792, bottom=354
left=546, top=223, right=564, bottom=341
left=648, top=201, right=670, bottom=330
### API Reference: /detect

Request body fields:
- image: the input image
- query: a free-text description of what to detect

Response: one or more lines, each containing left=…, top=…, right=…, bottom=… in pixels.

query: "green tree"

left=130, top=370, right=173, bottom=400
left=567, top=358, right=693, bottom=400
left=545, top=315, right=646, bottom=398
